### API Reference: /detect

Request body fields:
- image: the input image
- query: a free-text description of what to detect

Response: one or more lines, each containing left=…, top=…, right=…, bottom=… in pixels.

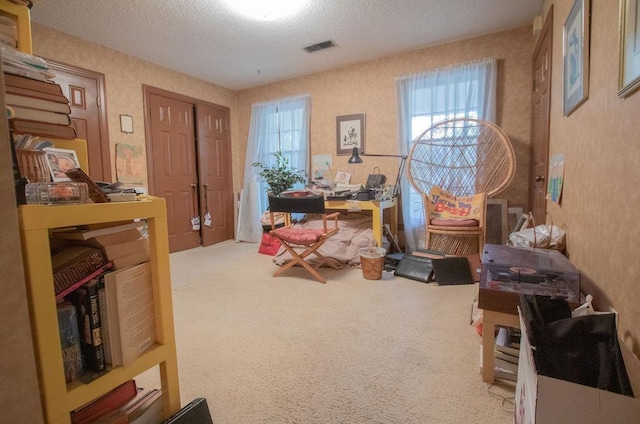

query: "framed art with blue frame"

left=563, top=0, right=590, bottom=116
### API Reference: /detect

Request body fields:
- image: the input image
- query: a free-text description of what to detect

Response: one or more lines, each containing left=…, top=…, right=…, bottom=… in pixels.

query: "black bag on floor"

left=520, top=294, right=634, bottom=397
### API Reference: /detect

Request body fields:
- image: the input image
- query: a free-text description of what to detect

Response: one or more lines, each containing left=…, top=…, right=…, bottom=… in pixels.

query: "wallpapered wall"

left=31, top=23, right=238, bottom=190
left=32, top=23, right=534, bottom=211
left=541, top=0, right=640, bottom=355
left=235, top=26, right=534, bottom=210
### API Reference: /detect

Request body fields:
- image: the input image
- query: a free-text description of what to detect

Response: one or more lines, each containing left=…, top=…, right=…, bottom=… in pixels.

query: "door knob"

left=535, top=175, right=545, bottom=182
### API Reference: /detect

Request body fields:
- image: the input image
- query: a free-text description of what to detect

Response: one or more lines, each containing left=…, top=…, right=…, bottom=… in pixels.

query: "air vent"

left=303, top=40, right=336, bottom=53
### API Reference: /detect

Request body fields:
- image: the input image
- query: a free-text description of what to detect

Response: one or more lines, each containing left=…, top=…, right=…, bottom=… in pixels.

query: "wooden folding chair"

left=268, top=193, right=340, bottom=283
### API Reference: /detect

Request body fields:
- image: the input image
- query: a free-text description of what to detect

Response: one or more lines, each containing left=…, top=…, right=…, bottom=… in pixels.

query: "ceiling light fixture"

left=222, top=0, right=307, bottom=21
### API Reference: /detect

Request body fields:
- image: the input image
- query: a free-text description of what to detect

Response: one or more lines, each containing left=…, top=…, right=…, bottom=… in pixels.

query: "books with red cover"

left=67, top=279, right=106, bottom=373
left=51, top=246, right=107, bottom=296
left=70, top=379, right=138, bottom=424
left=10, top=118, right=78, bottom=139
left=55, top=261, right=112, bottom=301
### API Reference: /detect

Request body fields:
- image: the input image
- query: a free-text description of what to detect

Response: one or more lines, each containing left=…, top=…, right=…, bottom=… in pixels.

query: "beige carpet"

left=137, top=240, right=515, bottom=423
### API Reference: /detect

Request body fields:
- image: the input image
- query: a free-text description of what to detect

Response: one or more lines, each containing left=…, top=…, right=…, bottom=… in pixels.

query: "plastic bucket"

left=359, top=247, right=387, bottom=280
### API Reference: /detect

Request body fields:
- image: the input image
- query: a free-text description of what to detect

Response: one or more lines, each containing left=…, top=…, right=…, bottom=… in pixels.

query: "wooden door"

left=529, top=8, right=553, bottom=224
left=196, top=103, right=234, bottom=246
left=46, top=60, right=111, bottom=182
left=147, top=92, right=200, bottom=252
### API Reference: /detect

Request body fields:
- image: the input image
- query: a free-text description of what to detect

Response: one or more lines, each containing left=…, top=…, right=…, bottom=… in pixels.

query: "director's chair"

left=268, top=193, right=340, bottom=283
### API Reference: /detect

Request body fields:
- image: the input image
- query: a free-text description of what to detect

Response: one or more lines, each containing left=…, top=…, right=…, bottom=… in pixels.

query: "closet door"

left=147, top=92, right=200, bottom=252
left=196, top=103, right=233, bottom=246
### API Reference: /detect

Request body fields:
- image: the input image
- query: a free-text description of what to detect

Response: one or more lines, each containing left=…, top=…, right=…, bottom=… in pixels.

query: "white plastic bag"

left=508, top=223, right=566, bottom=250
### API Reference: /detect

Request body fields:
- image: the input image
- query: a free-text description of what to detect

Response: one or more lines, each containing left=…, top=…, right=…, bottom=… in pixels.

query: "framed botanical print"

left=618, top=0, right=640, bottom=97
left=336, top=113, right=365, bottom=155
left=563, top=0, right=590, bottom=116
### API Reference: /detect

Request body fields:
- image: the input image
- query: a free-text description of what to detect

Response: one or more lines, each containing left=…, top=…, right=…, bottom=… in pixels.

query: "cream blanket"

left=273, top=212, right=374, bottom=268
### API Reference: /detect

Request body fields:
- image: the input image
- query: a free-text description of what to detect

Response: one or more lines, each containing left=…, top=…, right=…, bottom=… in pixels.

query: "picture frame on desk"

left=43, top=147, right=81, bottom=182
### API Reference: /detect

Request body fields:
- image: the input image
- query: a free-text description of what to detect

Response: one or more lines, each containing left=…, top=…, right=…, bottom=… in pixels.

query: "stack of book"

left=52, top=221, right=155, bottom=380
left=4, top=72, right=77, bottom=139
left=69, top=380, right=164, bottom=424
left=53, top=220, right=151, bottom=270
left=0, top=13, right=17, bottom=48
left=493, top=326, right=520, bottom=382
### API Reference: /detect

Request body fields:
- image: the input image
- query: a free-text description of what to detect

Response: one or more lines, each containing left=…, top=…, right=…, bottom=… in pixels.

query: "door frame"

left=528, top=6, right=553, bottom=223
left=45, top=59, right=112, bottom=181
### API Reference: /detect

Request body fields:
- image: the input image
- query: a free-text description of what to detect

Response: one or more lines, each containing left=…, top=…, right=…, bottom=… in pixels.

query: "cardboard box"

left=478, top=244, right=580, bottom=315
left=515, top=311, right=640, bottom=423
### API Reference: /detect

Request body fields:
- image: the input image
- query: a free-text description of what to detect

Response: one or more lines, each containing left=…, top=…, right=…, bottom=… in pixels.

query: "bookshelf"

left=18, top=198, right=181, bottom=424
left=0, top=0, right=32, bottom=54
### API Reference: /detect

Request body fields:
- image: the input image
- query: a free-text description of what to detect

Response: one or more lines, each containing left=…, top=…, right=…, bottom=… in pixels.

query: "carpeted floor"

left=137, top=240, right=515, bottom=423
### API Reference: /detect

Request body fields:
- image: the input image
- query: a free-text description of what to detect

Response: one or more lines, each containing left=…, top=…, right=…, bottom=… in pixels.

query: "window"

left=236, top=95, right=311, bottom=242
left=396, top=59, right=496, bottom=252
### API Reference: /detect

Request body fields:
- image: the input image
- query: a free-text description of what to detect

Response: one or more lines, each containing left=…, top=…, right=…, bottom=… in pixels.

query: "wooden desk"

left=324, top=198, right=397, bottom=248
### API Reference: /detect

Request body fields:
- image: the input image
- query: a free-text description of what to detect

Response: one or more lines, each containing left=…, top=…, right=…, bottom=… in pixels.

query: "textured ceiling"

left=30, top=0, right=543, bottom=90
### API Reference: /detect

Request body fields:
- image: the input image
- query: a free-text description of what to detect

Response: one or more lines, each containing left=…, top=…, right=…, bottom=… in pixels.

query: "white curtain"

left=235, top=95, right=311, bottom=242
left=396, top=58, right=497, bottom=252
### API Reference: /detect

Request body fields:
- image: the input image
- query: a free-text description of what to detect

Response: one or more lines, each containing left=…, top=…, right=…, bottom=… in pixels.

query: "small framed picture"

left=336, top=113, right=365, bottom=155
left=618, top=0, right=640, bottom=97
left=43, top=147, right=81, bottom=182
left=563, top=0, right=590, bottom=116
left=120, top=114, right=134, bottom=133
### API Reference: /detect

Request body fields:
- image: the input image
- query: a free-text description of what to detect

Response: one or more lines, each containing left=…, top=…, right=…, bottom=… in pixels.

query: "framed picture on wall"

left=618, top=0, right=640, bottom=97
left=563, top=0, right=590, bottom=116
left=336, top=113, right=365, bottom=155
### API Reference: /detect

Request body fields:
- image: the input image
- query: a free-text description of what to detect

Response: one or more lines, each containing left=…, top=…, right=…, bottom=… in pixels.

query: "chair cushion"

left=430, top=218, right=479, bottom=227
left=273, top=228, right=325, bottom=244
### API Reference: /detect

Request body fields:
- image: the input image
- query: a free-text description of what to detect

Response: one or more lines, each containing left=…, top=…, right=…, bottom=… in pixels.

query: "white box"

left=515, top=311, right=640, bottom=423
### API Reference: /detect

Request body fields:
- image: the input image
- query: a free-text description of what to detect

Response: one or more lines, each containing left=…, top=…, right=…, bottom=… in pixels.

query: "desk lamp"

left=347, top=147, right=407, bottom=198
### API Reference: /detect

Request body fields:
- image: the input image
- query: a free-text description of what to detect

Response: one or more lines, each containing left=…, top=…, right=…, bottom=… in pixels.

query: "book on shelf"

left=103, top=262, right=155, bottom=367
left=55, top=261, right=112, bottom=301
left=51, top=246, right=107, bottom=297
left=67, top=279, right=106, bottom=373
left=111, top=249, right=151, bottom=270
left=56, top=301, right=84, bottom=384
left=495, top=350, right=519, bottom=365
left=5, top=83, right=70, bottom=104
left=9, top=118, right=78, bottom=139
left=0, top=31, right=16, bottom=48
left=5, top=92, right=72, bottom=114
left=92, top=387, right=163, bottom=424
left=3, top=72, right=64, bottom=95
left=101, top=238, right=150, bottom=260
left=52, top=220, right=144, bottom=241
left=70, top=379, right=138, bottom=424
left=75, top=227, right=143, bottom=248
left=96, top=277, right=113, bottom=365
left=495, top=343, right=520, bottom=358
left=8, top=104, right=71, bottom=125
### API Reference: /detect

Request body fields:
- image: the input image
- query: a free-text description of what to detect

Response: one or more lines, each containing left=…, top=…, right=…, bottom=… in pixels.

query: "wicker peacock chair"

left=406, top=118, right=515, bottom=255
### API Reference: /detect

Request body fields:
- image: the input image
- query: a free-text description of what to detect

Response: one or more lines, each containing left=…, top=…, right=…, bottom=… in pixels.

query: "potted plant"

left=252, top=151, right=307, bottom=196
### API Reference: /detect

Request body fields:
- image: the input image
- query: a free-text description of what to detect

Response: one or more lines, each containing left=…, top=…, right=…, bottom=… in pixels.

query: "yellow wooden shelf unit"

left=18, top=198, right=181, bottom=424
left=0, top=0, right=32, bottom=54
